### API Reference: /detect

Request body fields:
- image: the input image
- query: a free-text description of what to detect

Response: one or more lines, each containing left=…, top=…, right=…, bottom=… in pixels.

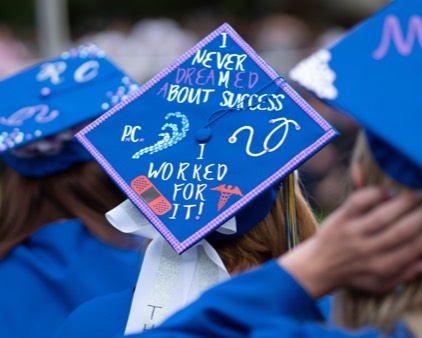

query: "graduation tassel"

left=282, top=173, right=299, bottom=250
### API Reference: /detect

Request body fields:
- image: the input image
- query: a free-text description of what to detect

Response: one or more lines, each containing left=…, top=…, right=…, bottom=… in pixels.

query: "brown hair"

left=333, top=131, right=422, bottom=336
left=0, top=161, right=143, bottom=259
left=210, top=176, right=318, bottom=274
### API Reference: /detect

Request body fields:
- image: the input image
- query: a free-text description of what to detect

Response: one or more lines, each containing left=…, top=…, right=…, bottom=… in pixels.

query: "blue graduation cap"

left=290, top=0, right=422, bottom=188
left=0, top=44, right=140, bottom=153
left=77, top=23, right=338, bottom=254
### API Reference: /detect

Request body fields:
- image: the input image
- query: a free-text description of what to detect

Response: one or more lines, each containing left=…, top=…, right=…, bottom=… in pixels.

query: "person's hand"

left=279, top=186, right=422, bottom=298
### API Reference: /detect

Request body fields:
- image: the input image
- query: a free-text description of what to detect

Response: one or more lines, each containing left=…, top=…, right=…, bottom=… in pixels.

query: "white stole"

left=106, top=200, right=231, bottom=335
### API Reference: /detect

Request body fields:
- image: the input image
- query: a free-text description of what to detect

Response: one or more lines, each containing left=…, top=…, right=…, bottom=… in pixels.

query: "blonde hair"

left=333, top=131, right=422, bottom=336
left=210, top=176, right=318, bottom=274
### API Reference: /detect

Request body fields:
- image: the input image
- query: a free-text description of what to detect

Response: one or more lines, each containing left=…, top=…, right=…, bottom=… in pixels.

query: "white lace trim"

left=289, top=49, right=338, bottom=100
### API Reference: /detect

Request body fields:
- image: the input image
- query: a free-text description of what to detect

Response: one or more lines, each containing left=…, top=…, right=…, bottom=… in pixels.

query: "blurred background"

left=0, top=0, right=391, bottom=218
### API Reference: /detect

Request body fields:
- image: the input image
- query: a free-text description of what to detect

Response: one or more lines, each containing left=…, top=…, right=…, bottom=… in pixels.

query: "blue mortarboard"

left=0, top=44, right=140, bottom=176
left=77, top=24, right=338, bottom=253
left=290, top=0, right=422, bottom=188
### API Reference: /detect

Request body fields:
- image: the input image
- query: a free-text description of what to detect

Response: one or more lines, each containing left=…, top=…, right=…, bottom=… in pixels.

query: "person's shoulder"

left=53, top=288, right=134, bottom=338
left=73, top=287, right=134, bottom=315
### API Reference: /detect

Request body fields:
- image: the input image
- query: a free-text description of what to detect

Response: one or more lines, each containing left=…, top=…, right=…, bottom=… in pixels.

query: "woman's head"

left=289, top=0, right=421, bottom=332
left=349, top=131, right=412, bottom=194
left=0, top=45, right=141, bottom=257
left=210, top=174, right=317, bottom=274
left=0, top=161, right=142, bottom=258
left=334, top=130, right=422, bottom=335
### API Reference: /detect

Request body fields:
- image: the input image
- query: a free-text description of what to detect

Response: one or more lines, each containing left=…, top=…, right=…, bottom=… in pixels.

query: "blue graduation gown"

left=0, top=219, right=142, bottom=338
left=53, top=288, right=133, bottom=337
left=139, top=260, right=331, bottom=338
left=247, top=318, right=414, bottom=338
left=130, top=260, right=413, bottom=338
left=54, top=259, right=331, bottom=338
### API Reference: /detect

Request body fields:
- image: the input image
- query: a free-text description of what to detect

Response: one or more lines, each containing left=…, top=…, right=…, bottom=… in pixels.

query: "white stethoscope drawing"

left=228, top=117, right=301, bottom=157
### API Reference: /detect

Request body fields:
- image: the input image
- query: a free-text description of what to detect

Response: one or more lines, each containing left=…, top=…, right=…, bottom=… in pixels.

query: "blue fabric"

left=0, top=44, right=140, bottom=153
left=131, top=320, right=412, bottom=338
left=247, top=318, right=414, bottom=338
left=0, top=219, right=142, bottom=338
left=139, top=260, right=329, bottom=338
left=366, top=131, right=422, bottom=188
left=53, top=260, right=330, bottom=338
left=119, top=261, right=413, bottom=338
left=206, top=185, right=279, bottom=240
left=79, top=24, right=338, bottom=254
left=53, top=288, right=133, bottom=338
left=291, top=0, right=422, bottom=187
left=1, top=140, right=94, bottom=177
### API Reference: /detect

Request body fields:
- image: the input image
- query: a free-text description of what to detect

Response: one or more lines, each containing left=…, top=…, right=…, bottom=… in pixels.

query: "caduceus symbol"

left=211, top=184, right=243, bottom=211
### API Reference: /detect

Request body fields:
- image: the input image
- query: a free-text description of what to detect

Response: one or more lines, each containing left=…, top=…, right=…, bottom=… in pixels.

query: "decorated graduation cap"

left=290, top=0, right=422, bottom=188
left=0, top=44, right=140, bottom=177
left=77, top=23, right=338, bottom=254
left=80, top=23, right=337, bottom=334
